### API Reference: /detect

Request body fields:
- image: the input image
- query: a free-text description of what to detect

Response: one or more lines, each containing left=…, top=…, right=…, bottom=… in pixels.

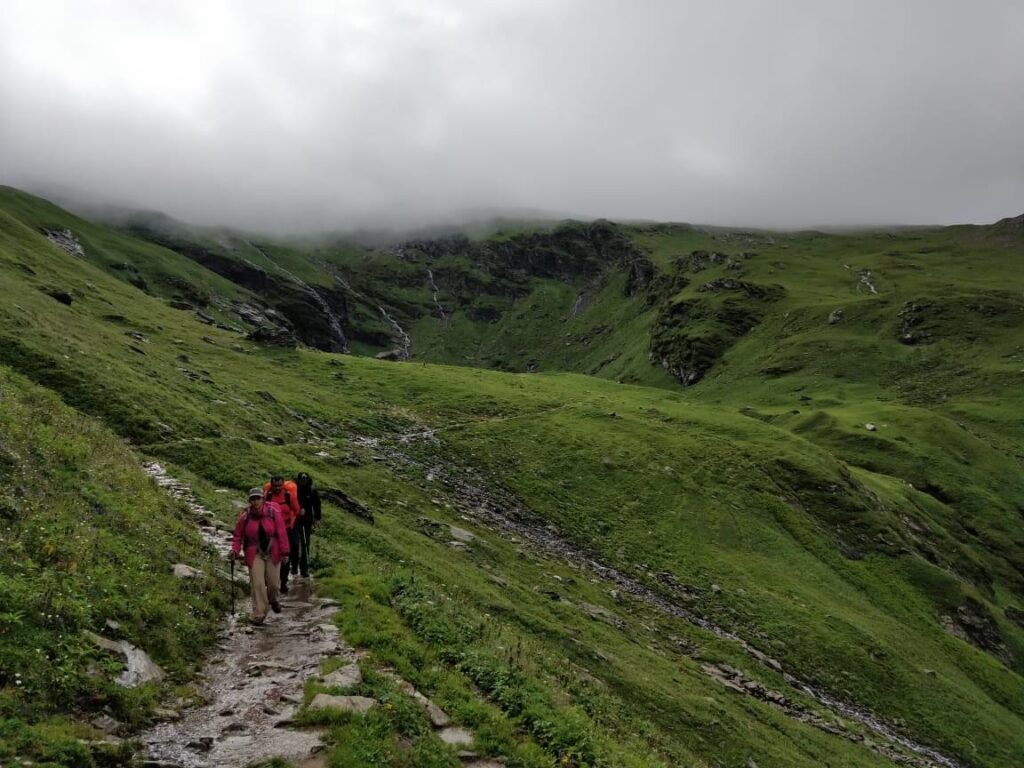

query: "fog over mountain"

left=2, top=0, right=1022, bottom=233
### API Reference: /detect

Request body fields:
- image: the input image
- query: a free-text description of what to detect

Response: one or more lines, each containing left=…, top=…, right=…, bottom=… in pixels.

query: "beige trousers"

left=248, top=553, right=281, bottom=621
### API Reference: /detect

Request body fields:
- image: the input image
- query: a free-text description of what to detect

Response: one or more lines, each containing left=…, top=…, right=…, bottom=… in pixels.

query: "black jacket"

left=297, top=484, right=322, bottom=524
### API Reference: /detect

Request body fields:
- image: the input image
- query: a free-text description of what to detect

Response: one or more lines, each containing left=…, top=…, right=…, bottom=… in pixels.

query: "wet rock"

left=247, top=325, right=298, bottom=347
left=169, top=300, right=194, bottom=310
left=449, top=525, right=476, bottom=543
left=85, top=631, right=165, bottom=687
left=387, top=675, right=452, bottom=727
left=172, top=563, right=204, bottom=579
left=322, top=662, right=362, bottom=689
left=309, top=693, right=377, bottom=714
left=43, top=228, right=85, bottom=257
left=580, top=602, right=626, bottom=629
left=941, top=598, right=1011, bottom=665
left=437, top=726, right=474, bottom=747
left=90, top=713, right=124, bottom=735
left=45, top=288, right=74, bottom=305
left=375, top=348, right=404, bottom=361
left=412, top=691, right=451, bottom=728
left=187, top=736, right=214, bottom=752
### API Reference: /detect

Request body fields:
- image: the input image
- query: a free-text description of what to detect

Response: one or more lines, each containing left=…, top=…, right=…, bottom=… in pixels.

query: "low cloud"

left=2, top=0, right=1022, bottom=232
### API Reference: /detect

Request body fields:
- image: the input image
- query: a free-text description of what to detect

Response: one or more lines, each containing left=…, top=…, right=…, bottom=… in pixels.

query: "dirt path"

left=141, top=463, right=349, bottom=768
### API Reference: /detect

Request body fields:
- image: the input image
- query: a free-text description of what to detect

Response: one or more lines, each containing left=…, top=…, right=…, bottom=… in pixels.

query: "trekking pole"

left=230, top=557, right=237, bottom=616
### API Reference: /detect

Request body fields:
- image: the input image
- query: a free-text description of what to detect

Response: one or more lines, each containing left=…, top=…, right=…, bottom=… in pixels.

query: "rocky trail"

left=142, top=582, right=345, bottom=768
left=141, top=462, right=347, bottom=767
left=139, top=462, right=497, bottom=767
left=351, top=432, right=966, bottom=768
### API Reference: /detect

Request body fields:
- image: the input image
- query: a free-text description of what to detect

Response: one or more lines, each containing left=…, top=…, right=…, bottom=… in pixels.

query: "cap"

left=248, top=487, right=264, bottom=499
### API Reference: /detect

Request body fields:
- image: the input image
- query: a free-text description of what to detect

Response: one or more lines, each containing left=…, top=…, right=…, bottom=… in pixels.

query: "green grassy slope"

left=0, top=364, right=227, bottom=765
left=0, top=192, right=1021, bottom=767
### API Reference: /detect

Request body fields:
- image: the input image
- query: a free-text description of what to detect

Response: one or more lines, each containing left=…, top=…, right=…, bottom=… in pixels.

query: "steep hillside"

left=0, top=190, right=1022, bottom=767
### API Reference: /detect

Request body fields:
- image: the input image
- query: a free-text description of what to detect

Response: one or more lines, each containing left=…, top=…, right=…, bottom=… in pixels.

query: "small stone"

left=711, top=584, right=722, bottom=593
left=105, top=619, right=121, bottom=633
left=153, top=708, right=180, bottom=721
left=865, top=423, right=877, bottom=431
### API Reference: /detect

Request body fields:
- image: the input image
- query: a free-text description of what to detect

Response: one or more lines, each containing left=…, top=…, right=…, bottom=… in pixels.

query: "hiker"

left=294, top=472, right=322, bottom=578
left=263, top=475, right=300, bottom=593
left=229, top=488, right=290, bottom=624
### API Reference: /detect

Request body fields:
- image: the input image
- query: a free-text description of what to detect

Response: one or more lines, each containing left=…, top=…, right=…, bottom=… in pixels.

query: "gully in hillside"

left=229, top=488, right=291, bottom=625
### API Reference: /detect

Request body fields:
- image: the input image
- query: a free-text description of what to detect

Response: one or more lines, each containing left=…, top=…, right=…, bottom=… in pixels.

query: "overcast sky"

left=1, top=1, right=1022, bottom=232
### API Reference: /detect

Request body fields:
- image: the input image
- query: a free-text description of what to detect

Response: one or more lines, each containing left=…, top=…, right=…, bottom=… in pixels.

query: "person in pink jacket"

left=230, top=487, right=291, bottom=624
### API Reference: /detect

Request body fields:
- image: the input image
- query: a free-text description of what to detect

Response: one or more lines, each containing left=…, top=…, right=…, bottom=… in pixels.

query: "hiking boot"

left=280, top=584, right=289, bottom=595
left=252, top=616, right=265, bottom=625
left=270, top=601, right=282, bottom=614
left=300, top=571, right=310, bottom=578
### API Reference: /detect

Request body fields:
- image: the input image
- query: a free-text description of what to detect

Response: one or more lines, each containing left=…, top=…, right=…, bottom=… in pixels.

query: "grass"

left=0, top=188, right=1021, bottom=766
left=0, top=366, right=226, bottom=766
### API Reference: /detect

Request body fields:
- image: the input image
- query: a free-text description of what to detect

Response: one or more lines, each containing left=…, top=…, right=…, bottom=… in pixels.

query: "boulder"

left=43, top=228, right=86, bottom=257
left=828, top=309, right=845, bottom=324
left=322, top=662, right=362, bottom=689
left=437, top=726, right=474, bottom=747
left=86, top=631, right=165, bottom=687
left=308, top=694, right=377, bottom=714
left=449, top=525, right=476, bottom=543
left=247, top=325, right=298, bottom=347
left=46, top=288, right=73, bottom=305
left=411, top=690, right=451, bottom=728
left=173, top=563, right=204, bottom=579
